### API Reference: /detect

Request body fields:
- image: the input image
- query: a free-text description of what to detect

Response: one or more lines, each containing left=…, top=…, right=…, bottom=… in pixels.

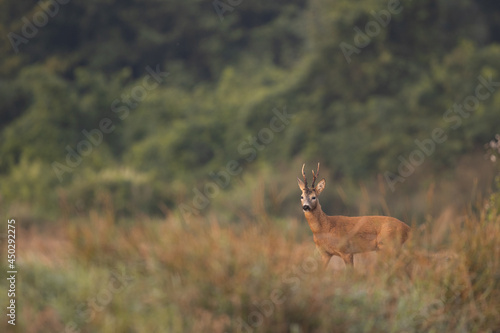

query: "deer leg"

left=342, top=254, right=354, bottom=267
left=321, top=254, right=332, bottom=271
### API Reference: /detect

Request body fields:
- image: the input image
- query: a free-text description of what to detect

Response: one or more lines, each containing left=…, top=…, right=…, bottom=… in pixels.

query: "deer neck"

left=304, top=202, right=330, bottom=234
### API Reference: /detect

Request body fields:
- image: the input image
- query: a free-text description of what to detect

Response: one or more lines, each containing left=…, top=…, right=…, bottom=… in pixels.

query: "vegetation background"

left=0, top=0, right=499, bottom=332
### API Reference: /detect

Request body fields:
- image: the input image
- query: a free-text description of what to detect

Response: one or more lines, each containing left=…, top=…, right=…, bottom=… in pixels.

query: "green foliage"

left=0, top=157, right=59, bottom=218
left=1, top=0, right=500, bottom=219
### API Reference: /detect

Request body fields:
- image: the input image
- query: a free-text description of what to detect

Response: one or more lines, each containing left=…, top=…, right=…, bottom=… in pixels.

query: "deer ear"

left=297, top=177, right=306, bottom=191
left=315, top=178, right=326, bottom=195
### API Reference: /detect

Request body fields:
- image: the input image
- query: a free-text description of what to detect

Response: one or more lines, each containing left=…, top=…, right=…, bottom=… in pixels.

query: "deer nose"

left=302, top=205, right=310, bottom=211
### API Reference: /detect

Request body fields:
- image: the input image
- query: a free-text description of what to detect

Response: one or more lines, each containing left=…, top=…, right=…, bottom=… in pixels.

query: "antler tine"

left=301, top=163, right=308, bottom=188
left=311, top=162, right=320, bottom=188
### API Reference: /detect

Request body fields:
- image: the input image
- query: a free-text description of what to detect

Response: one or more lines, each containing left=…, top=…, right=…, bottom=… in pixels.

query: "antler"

left=311, top=162, right=320, bottom=188
left=301, top=163, right=308, bottom=188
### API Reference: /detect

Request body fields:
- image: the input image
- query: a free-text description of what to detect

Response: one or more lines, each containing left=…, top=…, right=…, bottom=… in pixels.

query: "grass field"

left=2, top=195, right=499, bottom=333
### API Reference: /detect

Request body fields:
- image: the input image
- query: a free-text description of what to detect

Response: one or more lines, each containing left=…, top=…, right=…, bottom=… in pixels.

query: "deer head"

left=297, top=163, right=326, bottom=212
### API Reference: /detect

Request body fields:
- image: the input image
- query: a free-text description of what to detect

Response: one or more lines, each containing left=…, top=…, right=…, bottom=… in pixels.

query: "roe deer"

left=298, top=163, right=410, bottom=269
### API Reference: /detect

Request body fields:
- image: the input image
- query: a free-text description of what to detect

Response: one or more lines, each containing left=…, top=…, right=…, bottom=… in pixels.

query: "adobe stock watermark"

left=212, top=0, right=244, bottom=22
left=339, top=0, right=404, bottom=64
left=385, top=74, right=500, bottom=192
left=227, top=254, right=320, bottom=332
left=62, top=263, right=141, bottom=333
left=51, top=65, right=169, bottom=182
left=7, top=0, right=70, bottom=53
left=178, top=106, right=292, bottom=221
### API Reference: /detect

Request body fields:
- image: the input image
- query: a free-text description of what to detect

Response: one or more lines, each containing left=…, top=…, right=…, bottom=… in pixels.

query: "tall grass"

left=2, top=196, right=499, bottom=333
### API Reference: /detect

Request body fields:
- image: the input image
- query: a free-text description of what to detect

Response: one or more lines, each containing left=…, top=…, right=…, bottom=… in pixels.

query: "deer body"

left=298, top=164, right=410, bottom=269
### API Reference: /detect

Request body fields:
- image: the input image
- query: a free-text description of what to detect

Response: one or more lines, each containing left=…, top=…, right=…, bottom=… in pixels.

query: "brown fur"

left=298, top=164, right=410, bottom=269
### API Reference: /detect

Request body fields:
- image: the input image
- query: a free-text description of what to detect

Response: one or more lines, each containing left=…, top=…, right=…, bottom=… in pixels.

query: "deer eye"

left=312, top=197, right=316, bottom=200
left=300, top=196, right=303, bottom=199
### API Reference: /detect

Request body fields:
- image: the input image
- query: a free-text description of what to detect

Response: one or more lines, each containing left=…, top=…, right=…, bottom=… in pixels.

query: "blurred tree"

left=1, top=0, right=500, bottom=218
